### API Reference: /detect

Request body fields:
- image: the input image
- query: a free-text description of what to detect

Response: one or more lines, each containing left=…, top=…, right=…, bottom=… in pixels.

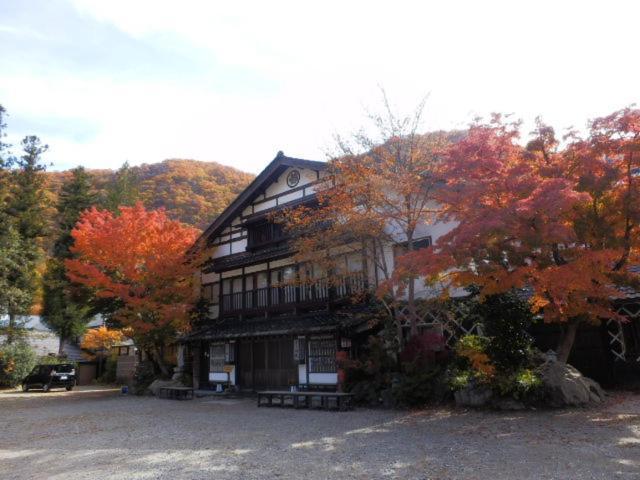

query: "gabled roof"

left=197, top=151, right=326, bottom=245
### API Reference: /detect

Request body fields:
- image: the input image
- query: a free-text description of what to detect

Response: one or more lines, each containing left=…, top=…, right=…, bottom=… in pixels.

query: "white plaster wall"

left=298, top=364, right=307, bottom=384
left=230, top=238, right=247, bottom=254
left=269, top=257, right=294, bottom=269
left=209, top=368, right=236, bottom=385
left=253, top=198, right=277, bottom=213
left=212, top=243, right=231, bottom=259
left=245, top=263, right=269, bottom=274
left=308, top=373, right=338, bottom=385
left=201, top=272, right=220, bottom=284
left=278, top=189, right=304, bottom=205
left=221, top=268, right=243, bottom=279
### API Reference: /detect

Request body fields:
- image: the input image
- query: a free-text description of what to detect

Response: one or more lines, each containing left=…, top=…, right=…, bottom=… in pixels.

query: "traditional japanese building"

left=182, top=151, right=640, bottom=391
left=183, top=152, right=448, bottom=391
left=182, top=153, right=364, bottom=390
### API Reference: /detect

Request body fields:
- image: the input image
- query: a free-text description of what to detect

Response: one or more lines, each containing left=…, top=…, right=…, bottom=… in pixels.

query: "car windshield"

left=54, top=365, right=74, bottom=373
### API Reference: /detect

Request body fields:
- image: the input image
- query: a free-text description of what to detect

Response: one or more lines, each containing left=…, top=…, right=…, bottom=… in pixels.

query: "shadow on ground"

left=1, top=387, right=638, bottom=479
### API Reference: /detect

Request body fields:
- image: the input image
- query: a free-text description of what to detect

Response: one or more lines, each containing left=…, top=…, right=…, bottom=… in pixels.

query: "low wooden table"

left=158, top=386, right=194, bottom=400
left=257, top=390, right=354, bottom=411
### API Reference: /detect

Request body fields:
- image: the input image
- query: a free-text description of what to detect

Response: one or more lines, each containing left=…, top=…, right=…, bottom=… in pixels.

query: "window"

left=293, top=337, right=306, bottom=364
left=393, top=236, right=432, bottom=259
left=308, top=338, right=337, bottom=373
left=118, top=346, right=130, bottom=356
left=209, top=344, right=226, bottom=373
left=202, top=283, right=220, bottom=304
left=247, top=221, right=286, bottom=249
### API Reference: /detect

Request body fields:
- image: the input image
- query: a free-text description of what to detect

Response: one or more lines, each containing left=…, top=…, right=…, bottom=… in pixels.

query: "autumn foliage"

left=286, top=103, right=639, bottom=362
left=281, top=102, right=452, bottom=342
left=81, top=326, right=125, bottom=351
left=407, top=109, right=640, bottom=361
left=66, top=203, right=200, bottom=373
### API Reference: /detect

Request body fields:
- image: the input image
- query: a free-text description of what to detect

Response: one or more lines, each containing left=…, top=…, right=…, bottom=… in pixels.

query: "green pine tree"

left=3, top=134, right=48, bottom=342
left=43, top=167, right=96, bottom=354
left=104, top=161, right=139, bottom=213
left=53, top=166, right=96, bottom=257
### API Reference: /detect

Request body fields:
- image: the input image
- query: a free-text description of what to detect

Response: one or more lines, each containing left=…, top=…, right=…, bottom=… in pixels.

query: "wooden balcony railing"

left=220, top=272, right=366, bottom=314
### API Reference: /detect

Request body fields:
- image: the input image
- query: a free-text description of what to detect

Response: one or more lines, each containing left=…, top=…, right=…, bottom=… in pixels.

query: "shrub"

left=476, top=292, right=534, bottom=371
left=342, top=337, right=396, bottom=406
left=448, top=368, right=473, bottom=391
left=38, top=355, right=75, bottom=366
left=0, top=342, right=38, bottom=387
left=455, top=334, right=495, bottom=378
left=393, top=362, right=447, bottom=407
left=98, top=355, right=117, bottom=384
left=495, top=368, right=543, bottom=401
left=132, top=360, right=156, bottom=395
left=399, top=331, right=446, bottom=366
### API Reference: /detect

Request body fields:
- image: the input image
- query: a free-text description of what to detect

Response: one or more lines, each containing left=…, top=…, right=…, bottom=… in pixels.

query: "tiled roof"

left=207, top=244, right=292, bottom=272
left=183, top=310, right=369, bottom=341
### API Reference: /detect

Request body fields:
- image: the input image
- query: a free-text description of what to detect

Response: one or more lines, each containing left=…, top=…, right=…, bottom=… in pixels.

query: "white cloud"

left=2, top=0, right=639, bottom=172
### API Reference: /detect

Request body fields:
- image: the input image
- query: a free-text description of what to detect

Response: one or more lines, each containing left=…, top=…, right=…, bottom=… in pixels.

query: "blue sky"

left=1, top=0, right=639, bottom=173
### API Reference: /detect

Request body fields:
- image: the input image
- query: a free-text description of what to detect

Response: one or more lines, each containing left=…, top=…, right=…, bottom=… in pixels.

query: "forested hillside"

left=44, top=159, right=254, bottom=229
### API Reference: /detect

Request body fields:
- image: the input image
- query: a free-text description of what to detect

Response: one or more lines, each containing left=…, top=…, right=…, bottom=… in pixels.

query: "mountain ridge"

left=44, top=158, right=255, bottom=230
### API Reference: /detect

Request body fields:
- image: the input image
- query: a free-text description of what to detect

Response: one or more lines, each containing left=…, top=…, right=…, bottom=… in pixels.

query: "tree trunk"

left=7, top=311, right=15, bottom=344
left=407, top=279, right=418, bottom=339
left=151, top=344, right=172, bottom=378
left=58, top=335, right=65, bottom=357
left=556, top=319, right=581, bottom=363
left=396, top=315, right=404, bottom=351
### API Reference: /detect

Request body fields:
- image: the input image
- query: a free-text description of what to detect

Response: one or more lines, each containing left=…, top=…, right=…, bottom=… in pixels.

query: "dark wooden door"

left=238, top=341, right=253, bottom=388
left=238, top=339, right=296, bottom=390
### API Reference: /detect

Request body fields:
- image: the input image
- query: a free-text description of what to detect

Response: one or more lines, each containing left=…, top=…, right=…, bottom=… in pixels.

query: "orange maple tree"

left=81, top=325, right=125, bottom=352
left=66, top=202, right=200, bottom=375
left=281, top=101, right=453, bottom=345
left=407, top=109, right=640, bottom=362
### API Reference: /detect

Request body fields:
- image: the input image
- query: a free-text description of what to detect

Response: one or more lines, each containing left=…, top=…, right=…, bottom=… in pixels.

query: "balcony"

left=220, top=272, right=366, bottom=315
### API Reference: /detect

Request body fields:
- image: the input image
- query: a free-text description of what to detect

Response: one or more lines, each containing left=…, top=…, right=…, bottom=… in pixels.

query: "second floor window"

left=393, top=236, right=432, bottom=259
left=202, top=283, right=220, bottom=304
left=247, top=221, right=286, bottom=249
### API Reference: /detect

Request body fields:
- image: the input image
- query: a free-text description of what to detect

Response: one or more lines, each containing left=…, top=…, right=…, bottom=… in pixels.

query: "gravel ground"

left=0, top=386, right=639, bottom=480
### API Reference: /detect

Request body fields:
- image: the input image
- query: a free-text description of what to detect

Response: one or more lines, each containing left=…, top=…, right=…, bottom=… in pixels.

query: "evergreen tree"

left=53, top=166, right=96, bottom=257
left=3, top=135, right=48, bottom=342
left=42, top=167, right=96, bottom=354
left=104, top=161, right=139, bottom=213
left=9, top=136, right=48, bottom=239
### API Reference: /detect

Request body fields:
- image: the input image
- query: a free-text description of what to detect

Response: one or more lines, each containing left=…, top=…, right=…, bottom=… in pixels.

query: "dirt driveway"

left=0, top=386, right=639, bottom=479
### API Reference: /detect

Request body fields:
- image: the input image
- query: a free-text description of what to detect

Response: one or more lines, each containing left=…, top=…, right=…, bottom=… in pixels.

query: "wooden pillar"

left=192, top=343, right=201, bottom=390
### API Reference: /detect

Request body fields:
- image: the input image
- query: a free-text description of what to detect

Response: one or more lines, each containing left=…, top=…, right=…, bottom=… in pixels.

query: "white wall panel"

left=298, top=364, right=307, bottom=384
left=308, top=373, right=337, bottom=385
left=209, top=369, right=235, bottom=385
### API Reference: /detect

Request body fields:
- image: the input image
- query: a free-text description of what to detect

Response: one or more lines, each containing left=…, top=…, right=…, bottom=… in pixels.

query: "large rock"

left=537, top=360, right=606, bottom=407
left=147, top=379, right=185, bottom=396
left=454, top=381, right=493, bottom=407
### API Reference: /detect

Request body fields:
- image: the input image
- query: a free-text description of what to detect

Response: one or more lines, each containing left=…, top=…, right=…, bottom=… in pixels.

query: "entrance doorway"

left=238, top=338, right=297, bottom=390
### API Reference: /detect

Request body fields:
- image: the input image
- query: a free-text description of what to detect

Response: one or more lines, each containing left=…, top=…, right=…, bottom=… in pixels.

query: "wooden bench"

left=158, top=386, right=194, bottom=400
left=257, top=390, right=354, bottom=411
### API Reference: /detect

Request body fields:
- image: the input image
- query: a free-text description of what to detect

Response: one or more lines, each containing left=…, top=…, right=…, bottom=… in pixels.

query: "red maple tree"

left=66, top=203, right=200, bottom=375
left=407, top=109, right=640, bottom=362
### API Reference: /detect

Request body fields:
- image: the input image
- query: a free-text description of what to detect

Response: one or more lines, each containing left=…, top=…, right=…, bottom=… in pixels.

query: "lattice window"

left=396, top=300, right=483, bottom=347
left=209, top=343, right=226, bottom=372
left=308, top=338, right=336, bottom=373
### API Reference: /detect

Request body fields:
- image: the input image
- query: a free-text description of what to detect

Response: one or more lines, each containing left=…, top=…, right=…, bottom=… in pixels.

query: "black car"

left=22, top=364, right=76, bottom=392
